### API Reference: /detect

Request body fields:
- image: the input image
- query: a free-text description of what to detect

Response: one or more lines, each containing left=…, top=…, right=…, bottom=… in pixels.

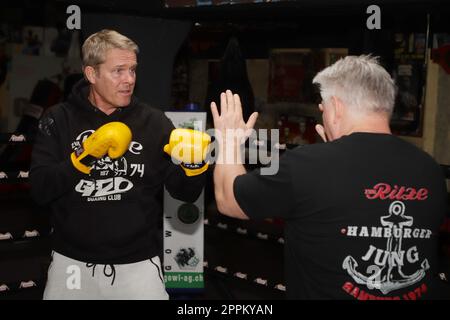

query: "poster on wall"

left=163, top=112, right=206, bottom=291
left=267, top=48, right=347, bottom=104
left=267, top=49, right=316, bottom=103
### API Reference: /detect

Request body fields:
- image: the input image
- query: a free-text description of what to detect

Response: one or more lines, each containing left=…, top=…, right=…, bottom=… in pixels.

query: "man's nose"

left=124, top=71, right=135, bottom=84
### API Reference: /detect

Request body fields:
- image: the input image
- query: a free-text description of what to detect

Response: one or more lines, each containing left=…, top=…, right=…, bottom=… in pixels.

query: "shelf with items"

left=255, top=102, right=322, bottom=146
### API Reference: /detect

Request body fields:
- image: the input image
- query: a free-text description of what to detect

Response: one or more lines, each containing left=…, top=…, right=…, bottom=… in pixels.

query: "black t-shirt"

left=234, top=132, right=448, bottom=300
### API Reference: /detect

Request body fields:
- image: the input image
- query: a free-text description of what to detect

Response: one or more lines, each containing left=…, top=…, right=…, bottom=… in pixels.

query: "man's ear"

left=331, top=96, right=345, bottom=123
left=84, top=66, right=97, bottom=84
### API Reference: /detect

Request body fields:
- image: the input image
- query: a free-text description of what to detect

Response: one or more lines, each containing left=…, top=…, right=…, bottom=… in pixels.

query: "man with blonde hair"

left=30, top=29, right=207, bottom=299
left=212, top=55, right=448, bottom=299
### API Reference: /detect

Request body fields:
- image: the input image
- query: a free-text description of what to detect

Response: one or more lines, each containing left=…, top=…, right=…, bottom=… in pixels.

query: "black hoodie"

left=30, top=80, right=206, bottom=264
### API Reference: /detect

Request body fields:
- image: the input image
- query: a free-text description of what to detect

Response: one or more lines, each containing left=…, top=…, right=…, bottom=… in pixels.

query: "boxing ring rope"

left=0, top=132, right=448, bottom=297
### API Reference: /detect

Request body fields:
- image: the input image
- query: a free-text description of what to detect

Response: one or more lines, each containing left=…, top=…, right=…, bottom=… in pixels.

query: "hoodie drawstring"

left=86, top=263, right=116, bottom=286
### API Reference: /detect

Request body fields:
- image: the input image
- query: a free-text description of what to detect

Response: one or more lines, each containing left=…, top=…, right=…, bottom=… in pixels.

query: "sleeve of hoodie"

left=160, top=114, right=207, bottom=203
left=29, top=109, right=84, bottom=206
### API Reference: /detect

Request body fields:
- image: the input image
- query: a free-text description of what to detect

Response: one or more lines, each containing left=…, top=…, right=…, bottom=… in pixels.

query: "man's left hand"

left=210, top=90, right=258, bottom=146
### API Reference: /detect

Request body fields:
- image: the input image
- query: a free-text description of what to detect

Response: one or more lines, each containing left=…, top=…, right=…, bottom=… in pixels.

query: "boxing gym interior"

left=0, top=0, right=449, bottom=300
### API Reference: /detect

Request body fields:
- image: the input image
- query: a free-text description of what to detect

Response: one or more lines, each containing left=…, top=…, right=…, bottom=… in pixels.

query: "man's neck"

left=344, top=114, right=391, bottom=136
left=88, top=88, right=116, bottom=115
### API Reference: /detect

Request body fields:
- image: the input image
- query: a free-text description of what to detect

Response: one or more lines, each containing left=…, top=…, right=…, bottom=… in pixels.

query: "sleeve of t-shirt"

left=233, top=151, right=296, bottom=219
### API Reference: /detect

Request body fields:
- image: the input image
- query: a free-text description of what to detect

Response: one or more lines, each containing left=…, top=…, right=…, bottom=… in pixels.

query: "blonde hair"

left=313, top=55, right=396, bottom=116
left=82, top=29, right=139, bottom=68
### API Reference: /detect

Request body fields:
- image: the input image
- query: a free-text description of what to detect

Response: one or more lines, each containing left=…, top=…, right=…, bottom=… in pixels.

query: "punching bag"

left=205, top=36, right=255, bottom=124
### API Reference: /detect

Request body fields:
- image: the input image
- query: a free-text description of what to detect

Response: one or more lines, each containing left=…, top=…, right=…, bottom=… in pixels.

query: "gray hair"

left=312, top=55, right=396, bottom=116
left=82, top=29, right=139, bottom=68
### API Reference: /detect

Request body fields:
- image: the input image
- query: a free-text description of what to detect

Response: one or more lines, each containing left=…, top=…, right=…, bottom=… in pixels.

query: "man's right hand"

left=70, top=122, right=132, bottom=174
left=210, top=90, right=258, bottom=144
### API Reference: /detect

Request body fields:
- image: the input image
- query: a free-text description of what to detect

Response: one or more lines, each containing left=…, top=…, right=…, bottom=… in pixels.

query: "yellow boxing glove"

left=164, top=128, right=211, bottom=176
left=71, top=122, right=132, bottom=174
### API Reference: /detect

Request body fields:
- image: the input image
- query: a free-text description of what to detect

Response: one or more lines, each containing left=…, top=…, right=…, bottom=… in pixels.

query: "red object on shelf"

left=439, top=217, right=450, bottom=233
left=0, top=184, right=30, bottom=193
left=431, top=44, right=450, bottom=74
left=272, top=218, right=285, bottom=227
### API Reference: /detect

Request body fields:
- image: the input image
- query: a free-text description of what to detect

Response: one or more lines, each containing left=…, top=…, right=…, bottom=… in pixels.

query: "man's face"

left=90, top=48, right=137, bottom=110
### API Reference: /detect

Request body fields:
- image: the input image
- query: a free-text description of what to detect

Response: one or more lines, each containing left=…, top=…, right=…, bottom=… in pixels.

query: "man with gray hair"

left=212, top=55, right=448, bottom=299
left=313, top=55, right=395, bottom=142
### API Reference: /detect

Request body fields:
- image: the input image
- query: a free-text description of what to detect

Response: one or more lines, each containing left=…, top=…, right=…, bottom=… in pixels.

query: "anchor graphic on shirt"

left=342, top=201, right=430, bottom=294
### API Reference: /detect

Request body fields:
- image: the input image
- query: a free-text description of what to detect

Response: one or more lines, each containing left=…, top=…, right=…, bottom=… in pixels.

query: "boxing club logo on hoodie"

left=340, top=183, right=432, bottom=300
left=71, top=129, right=144, bottom=202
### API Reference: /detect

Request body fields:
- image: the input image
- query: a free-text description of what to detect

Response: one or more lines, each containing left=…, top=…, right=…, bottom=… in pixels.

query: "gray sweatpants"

left=43, top=251, right=169, bottom=300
